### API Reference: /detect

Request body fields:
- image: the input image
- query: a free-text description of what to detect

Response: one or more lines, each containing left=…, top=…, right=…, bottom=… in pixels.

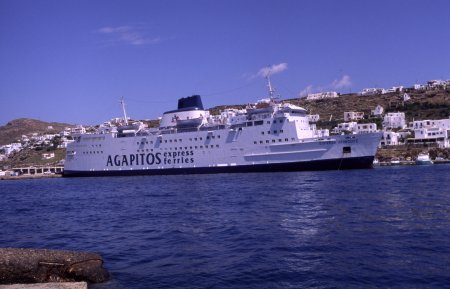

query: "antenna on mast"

left=266, top=73, right=275, bottom=100
left=120, top=96, right=129, bottom=125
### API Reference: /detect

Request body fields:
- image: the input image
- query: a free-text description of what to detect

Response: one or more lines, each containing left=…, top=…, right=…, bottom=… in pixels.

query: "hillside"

left=285, top=88, right=450, bottom=129
left=0, top=118, right=74, bottom=146
left=206, top=88, right=450, bottom=129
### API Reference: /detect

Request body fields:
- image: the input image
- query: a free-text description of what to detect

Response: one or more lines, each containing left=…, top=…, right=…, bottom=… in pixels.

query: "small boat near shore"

left=415, top=153, right=433, bottom=165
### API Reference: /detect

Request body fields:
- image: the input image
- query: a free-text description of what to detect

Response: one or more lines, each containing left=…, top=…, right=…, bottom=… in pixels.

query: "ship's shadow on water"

left=1, top=165, right=450, bottom=288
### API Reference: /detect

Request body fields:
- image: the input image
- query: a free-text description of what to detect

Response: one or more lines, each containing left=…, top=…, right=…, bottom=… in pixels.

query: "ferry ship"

left=64, top=81, right=382, bottom=177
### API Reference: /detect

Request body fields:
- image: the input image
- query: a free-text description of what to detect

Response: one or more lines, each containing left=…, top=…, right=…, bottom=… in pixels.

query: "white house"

left=371, top=105, right=384, bottom=117
left=386, top=86, right=404, bottom=93
left=411, top=118, right=450, bottom=130
left=308, top=114, right=320, bottom=122
left=380, top=131, right=400, bottom=146
left=344, top=112, right=364, bottom=122
left=334, top=122, right=357, bottom=133
left=42, top=152, right=55, bottom=160
left=306, top=91, right=338, bottom=100
left=427, top=79, right=446, bottom=89
left=413, top=127, right=449, bottom=148
left=409, top=118, right=450, bottom=148
left=355, top=123, right=377, bottom=134
left=383, top=112, right=406, bottom=129
left=413, top=84, right=426, bottom=90
left=71, top=125, right=86, bottom=135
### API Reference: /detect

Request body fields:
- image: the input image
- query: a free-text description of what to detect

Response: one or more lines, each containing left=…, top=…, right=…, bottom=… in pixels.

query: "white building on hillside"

left=333, top=122, right=377, bottom=134
left=413, top=84, right=426, bottom=90
left=344, top=111, right=364, bottom=122
left=308, top=114, right=320, bottom=122
left=306, top=91, right=338, bottom=100
left=1, top=143, right=23, bottom=156
left=411, top=118, right=450, bottom=130
left=355, top=123, right=377, bottom=134
left=360, top=88, right=386, bottom=96
left=427, top=80, right=446, bottom=89
left=412, top=127, right=449, bottom=148
left=383, top=112, right=406, bottom=129
left=380, top=131, right=400, bottom=146
left=409, top=118, right=450, bottom=148
left=371, top=105, right=384, bottom=117
left=334, top=122, right=357, bottom=133
left=71, top=125, right=86, bottom=135
left=386, top=86, right=404, bottom=93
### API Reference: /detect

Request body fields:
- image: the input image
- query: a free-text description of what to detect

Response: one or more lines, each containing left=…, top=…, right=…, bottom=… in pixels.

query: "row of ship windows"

left=268, top=119, right=284, bottom=124
left=137, top=145, right=221, bottom=153
left=254, top=138, right=296, bottom=144
left=262, top=129, right=284, bottom=135
left=80, top=144, right=223, bottom=155
left=136, top=135, right=221, bottom=145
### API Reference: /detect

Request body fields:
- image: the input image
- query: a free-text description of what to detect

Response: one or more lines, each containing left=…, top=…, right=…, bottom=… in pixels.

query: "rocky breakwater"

left=0, top=248, right=109, bottom=285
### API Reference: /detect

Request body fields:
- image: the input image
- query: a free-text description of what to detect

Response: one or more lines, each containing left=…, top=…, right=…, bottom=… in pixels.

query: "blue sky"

left=1, top=0, right=449, bottom=125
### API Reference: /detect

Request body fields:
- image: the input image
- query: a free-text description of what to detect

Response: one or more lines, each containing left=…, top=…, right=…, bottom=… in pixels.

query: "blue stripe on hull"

left=63, top=156, right=375, bottom=177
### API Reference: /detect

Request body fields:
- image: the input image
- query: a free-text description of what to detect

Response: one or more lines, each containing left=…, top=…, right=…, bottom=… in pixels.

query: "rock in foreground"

left=0, top=248, right=109, bottom=285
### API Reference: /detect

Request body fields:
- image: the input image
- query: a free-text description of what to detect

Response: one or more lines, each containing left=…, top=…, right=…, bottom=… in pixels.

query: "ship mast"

left=266, top=74, right=275, bottom=99
left=120, top=96, right=129, bottom=125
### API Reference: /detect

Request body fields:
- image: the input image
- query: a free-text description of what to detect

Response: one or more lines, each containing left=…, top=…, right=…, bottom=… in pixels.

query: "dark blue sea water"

left=1, top=165, right=450, bottom=288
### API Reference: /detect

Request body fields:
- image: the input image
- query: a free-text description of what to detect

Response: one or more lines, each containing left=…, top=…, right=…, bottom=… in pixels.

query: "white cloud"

left=298, top=74, right=352, bottom=97
left=332, top=75, right=352, bottom=89
left=299, top=85, right=314, bottom=97
left=96, top=26, right=160, bottom=46
left=257, top=63, right=288, bottom=78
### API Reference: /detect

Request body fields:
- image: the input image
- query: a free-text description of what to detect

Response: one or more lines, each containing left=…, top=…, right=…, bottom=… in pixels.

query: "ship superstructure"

left=64, top=82, right=381, bottom=177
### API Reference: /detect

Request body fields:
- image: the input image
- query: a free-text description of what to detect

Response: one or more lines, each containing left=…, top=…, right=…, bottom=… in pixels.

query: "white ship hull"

left=64, top=128, right=381, bottom=177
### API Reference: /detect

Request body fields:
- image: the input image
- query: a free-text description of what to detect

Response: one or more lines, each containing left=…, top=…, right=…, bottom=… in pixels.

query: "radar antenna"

left=120, top=96, right=129, bottom=125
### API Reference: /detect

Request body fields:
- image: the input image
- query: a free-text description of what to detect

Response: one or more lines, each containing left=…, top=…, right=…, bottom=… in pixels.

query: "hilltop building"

left=427, top=80, right=447, bottom=89
left=386, top=86, right=404, bottom=93
left=306, top=91, right=338, bottom=100
left=413, top=84, right=426, bottom=90
left=360, top=88, right=386, bottom=96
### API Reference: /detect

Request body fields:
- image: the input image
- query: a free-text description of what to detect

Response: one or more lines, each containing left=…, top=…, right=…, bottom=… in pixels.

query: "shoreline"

left=0, top=174, right=62, bottom=181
